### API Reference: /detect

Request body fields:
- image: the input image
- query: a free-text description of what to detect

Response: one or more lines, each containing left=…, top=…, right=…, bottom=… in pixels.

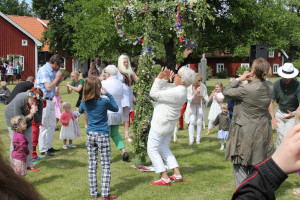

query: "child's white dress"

left=208, top=92, right=224, bottom=121
left=60, top=119, right=76, bottom=140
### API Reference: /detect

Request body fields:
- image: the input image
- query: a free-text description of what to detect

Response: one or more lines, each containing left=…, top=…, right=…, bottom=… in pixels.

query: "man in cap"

left=269, top=63, right=300, bottom=148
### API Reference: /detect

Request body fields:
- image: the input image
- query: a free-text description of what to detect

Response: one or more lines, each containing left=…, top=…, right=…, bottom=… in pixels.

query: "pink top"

left=11, top=132, right=29, bottom=162
left=60, top=111, right=73, bottom=126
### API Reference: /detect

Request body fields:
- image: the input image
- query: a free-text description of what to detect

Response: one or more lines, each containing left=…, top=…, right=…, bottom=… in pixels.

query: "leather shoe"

left=48, top=147, right=60, bottom=152
left=122, top=152, right=129, bottom=162
left=41, top=151, right=54, bottom=156
left=102, top=194, right=117, bottom=200
left=27, top=166, right=40, bottom=171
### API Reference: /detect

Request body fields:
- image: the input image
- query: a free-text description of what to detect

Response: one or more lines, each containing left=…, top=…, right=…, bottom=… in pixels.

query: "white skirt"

left=60, top=119, right=76, bottom=140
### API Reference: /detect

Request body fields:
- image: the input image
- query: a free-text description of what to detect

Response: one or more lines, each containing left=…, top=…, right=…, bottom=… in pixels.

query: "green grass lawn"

left=0, top=77, right=299, bottom=200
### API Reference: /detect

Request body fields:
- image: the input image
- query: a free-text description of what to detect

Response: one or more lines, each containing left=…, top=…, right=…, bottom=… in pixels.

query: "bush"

left=236, top=66, right=249, bottom=76
left=60, top=69, right=70, bottom=80
left=294, top=59, right=300, bottom=76
left=217, top=69, right=228, bottom=79
left=206, top=65, right=213, bottom=80
left=152, top=65, right=161, bottom=77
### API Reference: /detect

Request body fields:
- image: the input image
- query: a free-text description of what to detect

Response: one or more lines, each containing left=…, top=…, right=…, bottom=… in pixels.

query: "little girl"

left=60, top=102, right=76, bottom=149
left=207, top=82, right=224, bottom=135
left=79, top=77, right=118, bottom=199
left=11, top=115, right=29, bottom=176
left=213, top=103, right=230, bottom=150
left=53, top=88, right=62, bottom=130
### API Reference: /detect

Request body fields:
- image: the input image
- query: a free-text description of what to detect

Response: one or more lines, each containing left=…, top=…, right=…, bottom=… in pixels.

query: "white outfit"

left=60, top=119, right=76, bottom=140
left=207, top=92, right=224, bottom=129
left=39, top=100, right=56, bottom=153
left=147, top=78, right=187, bottom=173
left=101, top=75, right=123, bottom=125
left=121, top=83, right=134, bottom=122
left=72, top=111, right=81, bottom=137
left=185, top=83, right=209, bottom=143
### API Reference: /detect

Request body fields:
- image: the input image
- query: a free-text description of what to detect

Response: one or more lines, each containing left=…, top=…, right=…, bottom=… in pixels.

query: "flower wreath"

left=27, top=90, right=45, bottom=101
left=11, top=115, right=24, bottom=131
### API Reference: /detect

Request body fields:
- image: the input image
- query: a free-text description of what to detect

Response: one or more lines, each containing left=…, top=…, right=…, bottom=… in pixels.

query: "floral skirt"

left=11, top=158, right=27, bottom=176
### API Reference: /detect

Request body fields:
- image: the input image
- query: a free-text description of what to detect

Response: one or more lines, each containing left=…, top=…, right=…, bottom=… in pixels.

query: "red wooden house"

left=185, top=50, right=288, bottom=77
left=0, top=12, right=73, bottom=80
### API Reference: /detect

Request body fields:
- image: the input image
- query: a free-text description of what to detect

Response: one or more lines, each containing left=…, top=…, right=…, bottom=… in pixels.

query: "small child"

left=213, top=103, right=230, bottom=150
left=79, top=77, right=118, bottom=199
left=11, top=115, right=29, bottom=176
left=207, top=82, right=224, bottom=135
left=53, top=88, right=62, bottom=130
left=60, top=102, right=76, bottom=149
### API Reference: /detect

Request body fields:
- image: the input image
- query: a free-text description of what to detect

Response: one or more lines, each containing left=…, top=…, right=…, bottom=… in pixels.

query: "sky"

left=24, top=0, right=32, bottom=6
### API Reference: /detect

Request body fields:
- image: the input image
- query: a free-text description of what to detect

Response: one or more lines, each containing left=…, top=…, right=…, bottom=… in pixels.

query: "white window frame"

left=268, top=49, right=274, bottom=58
left=278, top=52, right=281, bottom=57
left=7, top=55, right=24, bottom=71
left=60, top=58, right=66, bottom=70
left=241, top=63, right=250, bottom=69
left=216, top=63, right=224, bottom=73
left=273, top=64, right=279, bottom=74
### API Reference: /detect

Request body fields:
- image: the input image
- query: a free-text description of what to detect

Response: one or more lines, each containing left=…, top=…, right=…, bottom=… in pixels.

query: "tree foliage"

left=0, top=0, right=32, bottom=16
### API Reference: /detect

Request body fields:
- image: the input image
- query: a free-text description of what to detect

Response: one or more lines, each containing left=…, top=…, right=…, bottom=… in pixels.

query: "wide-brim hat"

left=277, top=63, right=298, bottom=79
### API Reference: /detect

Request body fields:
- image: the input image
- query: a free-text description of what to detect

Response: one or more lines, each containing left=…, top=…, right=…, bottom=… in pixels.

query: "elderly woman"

left=88, top=62, right=100, bottom=77
left=148, top=66, right=196, bottom=186
left=185, top=73, right=209, bottom=145
left=223, top=58, right=274, bottom=187
left=101, top=65, right=129, bottom=161
left=5, top=88, right=44, bottom=172
left=269, top=63, right=300, bottom=149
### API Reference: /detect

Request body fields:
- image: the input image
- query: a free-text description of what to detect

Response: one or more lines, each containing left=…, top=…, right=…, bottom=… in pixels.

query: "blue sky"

left=24, top=0, right=32, bottom=5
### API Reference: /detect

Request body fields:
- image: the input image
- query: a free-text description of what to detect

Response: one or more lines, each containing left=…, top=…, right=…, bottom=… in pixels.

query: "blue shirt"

left=34, top=63, right=56, bottom=98
left=79, top=93, right=118, bottom=134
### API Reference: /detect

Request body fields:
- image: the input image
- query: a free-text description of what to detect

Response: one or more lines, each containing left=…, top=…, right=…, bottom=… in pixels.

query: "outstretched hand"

left=272, top=123, right=300, bottom=174
left=157, top=67, right=172, bottom=81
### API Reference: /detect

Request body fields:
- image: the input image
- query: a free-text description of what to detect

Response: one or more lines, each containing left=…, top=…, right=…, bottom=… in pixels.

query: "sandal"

left=293, top=187, right=300, bottom=195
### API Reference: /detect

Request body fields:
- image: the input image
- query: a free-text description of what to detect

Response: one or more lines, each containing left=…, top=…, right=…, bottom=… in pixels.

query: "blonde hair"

left=118, top=54, right=133, bottom=76
left=221, top=103, right=228, bottom=110
left=194, top=73, right=202, bottom=85
left=62, top=102, right=71, bottom=109
left=71, top=71, right=83, bottom=80
left=90, top=62, right=96, bottom=70
left=10, top=116, right=26, bottom=132
left=296, top=111, right=300, bottom=124
left=82, top=77, right=101, bottom=102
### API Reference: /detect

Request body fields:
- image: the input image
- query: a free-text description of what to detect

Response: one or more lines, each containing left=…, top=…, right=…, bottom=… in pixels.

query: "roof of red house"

left=6, top=15, right=49, bottom=51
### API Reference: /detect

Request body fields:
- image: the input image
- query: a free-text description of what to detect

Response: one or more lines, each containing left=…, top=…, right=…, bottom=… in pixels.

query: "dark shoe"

left=48, top=147, right=60, bottom=152
left=102, top=194, right=117, bottom=200
left=122, top=152, right=129, bottom=161
left=41, top=151, right=54, bottom=156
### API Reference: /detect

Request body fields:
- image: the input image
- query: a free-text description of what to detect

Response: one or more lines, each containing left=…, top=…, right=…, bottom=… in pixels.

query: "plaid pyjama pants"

left=86, top=132, right=111, bottom=198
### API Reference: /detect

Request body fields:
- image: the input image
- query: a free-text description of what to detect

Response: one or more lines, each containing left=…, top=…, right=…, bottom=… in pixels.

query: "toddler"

left=207, top=82, right=224, bottom=135
left=60, top=102, right=77, bottom=149
left=53, top=88, right=62, bottom=130
left=11, top=115, right=29, bottom=176
left=213, top=103, right=230, bottom=150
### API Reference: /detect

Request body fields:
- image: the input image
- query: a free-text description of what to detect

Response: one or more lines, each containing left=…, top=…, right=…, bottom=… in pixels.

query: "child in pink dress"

left=53, top=88, right=62, bottom=130
left=11, top=115, right=29, bottom=176
left=60, top=102, right=76, bottom=149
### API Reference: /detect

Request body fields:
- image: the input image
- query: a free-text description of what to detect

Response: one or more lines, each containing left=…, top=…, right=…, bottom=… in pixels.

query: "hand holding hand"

left=272, top=123, right=300, bottom=174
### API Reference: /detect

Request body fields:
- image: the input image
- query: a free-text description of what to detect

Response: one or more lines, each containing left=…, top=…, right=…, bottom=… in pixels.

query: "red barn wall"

left=0, top=16, right=36, bottom=80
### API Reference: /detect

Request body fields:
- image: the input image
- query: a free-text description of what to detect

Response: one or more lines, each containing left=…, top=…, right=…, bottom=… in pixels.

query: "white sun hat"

left=277, top=63, right=298, bottom=79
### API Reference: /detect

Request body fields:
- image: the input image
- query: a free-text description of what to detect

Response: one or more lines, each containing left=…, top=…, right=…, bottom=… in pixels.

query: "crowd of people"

left=0, top=57, right=23, bottom=84
left=2, top=54, right=300, bottom=199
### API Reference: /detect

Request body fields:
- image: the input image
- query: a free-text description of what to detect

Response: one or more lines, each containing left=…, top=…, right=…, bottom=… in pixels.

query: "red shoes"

left=169, top=175, right=183, bottom=182
left=27, top=166, right=40, bottom=172
left=102, top=194, right=117, bottom=200
left=150, top=179, right=171, bottom=186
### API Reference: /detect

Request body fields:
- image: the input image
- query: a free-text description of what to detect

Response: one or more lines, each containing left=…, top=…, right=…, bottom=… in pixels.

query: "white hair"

left=105, top=65, right=118, bottom=76
left=178, top=66, right=196, bottom=87
left=118, top=54, right=133, bottom=76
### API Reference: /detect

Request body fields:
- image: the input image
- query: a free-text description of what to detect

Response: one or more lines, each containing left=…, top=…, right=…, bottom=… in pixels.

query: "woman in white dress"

left=185, top=74, right=209, bottom=145
left=207, top=82, right=224, bottom=135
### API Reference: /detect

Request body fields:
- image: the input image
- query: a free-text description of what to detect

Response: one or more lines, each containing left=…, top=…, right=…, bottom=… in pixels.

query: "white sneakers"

left=63, top=145, right=68, bottom=149
left=63, top=144, right=77, bottom=149
left=220, top=145, right=224, bottom=150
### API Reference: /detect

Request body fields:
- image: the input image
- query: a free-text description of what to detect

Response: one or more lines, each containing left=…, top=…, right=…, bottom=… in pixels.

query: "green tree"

left=0, top=0, right=32, bottom=16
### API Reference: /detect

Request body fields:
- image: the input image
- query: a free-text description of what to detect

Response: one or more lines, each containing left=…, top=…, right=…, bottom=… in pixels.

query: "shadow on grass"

left=37, top=158, right=86, bottom=169
left=181, top=163, right=226, bottom=175
left=111, top=176, right=151, bottom=196
left=31, top=174, right=61, bottom=186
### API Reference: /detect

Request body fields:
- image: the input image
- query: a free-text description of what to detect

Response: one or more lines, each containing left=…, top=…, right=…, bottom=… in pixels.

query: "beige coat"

left=224, top=80, right=274, bottom=166
left=185, top=82, right=209, bottom=128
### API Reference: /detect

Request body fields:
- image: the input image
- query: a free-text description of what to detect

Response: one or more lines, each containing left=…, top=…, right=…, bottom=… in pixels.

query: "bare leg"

left=69, top=140, right=73, bottom=145
left=63, top=139, right=67, bottom=145
left=160, top=171, right=169, bottom=180
left=173, top=167, right=181, bottom=176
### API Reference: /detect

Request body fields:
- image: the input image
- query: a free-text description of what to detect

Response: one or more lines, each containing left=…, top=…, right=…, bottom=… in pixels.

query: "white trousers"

left=9, top=126, right=33, bottom=167
left=39, top=100, right=56, bottom=153
left=275, top=108, right=296, bottom=148
left=147, top=128, right=179, bottom=173
left=188, top=105, right=203, bottom=142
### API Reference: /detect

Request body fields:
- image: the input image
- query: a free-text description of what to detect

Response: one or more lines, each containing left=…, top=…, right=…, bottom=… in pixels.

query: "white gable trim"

left=280, top=49, right=289, bottom=59
left=37, top=18, right=48, bottom=28
left=0, top=12, right=43, bottom=46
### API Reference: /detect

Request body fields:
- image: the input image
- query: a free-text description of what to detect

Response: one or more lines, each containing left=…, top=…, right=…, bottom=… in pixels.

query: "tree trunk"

left=164, top=38, right=177, bottom=71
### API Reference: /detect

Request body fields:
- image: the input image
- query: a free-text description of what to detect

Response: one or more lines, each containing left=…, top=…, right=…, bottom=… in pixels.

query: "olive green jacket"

left=224, top=80, right=274, bottom=166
